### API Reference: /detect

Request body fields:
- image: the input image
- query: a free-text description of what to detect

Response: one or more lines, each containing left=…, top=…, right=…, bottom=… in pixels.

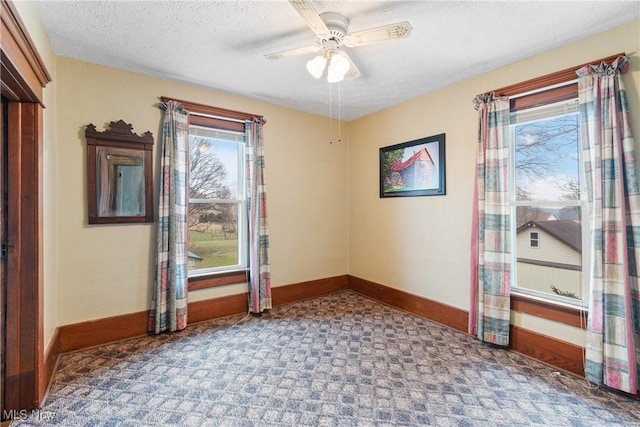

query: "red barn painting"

left=380, top=133, right=445, bottom=197
left=388, top=147, right=435, bottom=189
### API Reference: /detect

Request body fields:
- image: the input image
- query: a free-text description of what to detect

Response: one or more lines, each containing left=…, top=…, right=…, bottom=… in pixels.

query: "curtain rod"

left=189, top=111, right=245, bottom=124
left=481, top=52, right=625, bottom=98
left=160, top=96, right=264, bottom=122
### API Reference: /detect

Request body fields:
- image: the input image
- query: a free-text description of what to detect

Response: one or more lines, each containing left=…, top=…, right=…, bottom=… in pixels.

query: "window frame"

left=484, top=53, right=624, bottom=324
left=529, top=232, right=539, bottom=248
left=188, top=124, right=247, bottom=276
left=508, top=96, right=587, bottom=307
left=161, top=97, right=263, bottom=290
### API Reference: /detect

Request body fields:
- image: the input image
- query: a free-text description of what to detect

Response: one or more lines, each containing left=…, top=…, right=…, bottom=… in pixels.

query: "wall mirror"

left=85, top=120, right=154, bottom=224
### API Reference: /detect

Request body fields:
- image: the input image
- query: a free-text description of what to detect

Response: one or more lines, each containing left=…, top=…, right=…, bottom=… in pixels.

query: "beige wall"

left=14, top=1, right=640, bottom=351
left=53, top=58, right=350, bottom=326
left=348, top=20, right=640, bottom=346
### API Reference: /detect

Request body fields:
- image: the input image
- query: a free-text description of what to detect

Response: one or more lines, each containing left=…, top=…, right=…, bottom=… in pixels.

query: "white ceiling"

left=31, top=1, right=639, bottom=121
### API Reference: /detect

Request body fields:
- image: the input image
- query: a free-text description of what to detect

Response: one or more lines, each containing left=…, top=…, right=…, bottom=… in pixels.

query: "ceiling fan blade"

left=340, top=51, right=361, bottom=80
left=264, top=45, right=321, bottom=60
left=343, top=21, right=412, bottom=47
left=289, top=0, right=329, bottom=36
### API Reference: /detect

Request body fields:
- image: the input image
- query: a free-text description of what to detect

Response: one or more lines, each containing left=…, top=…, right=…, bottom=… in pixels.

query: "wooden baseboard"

left=188, top=293, right=248, bottom=324
left=40, top=328, right=60, bottom=399
left=347, top=275, right=469, bottom=333
left=58, top=310, right=150, bottom=353
left=509, top=325, right=584, bottom=376
left=52, top=274, right=584, bottom=395
left=57, top=275, right=350, bottom=354
left=272, top=275, right=349, bottom=306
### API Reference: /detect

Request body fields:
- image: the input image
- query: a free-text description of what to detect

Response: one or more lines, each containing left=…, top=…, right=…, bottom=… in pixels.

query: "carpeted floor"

left=12, top=291, right=640, bottom=426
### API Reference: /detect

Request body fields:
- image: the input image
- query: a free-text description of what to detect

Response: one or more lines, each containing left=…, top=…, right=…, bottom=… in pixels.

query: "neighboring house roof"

left=517, top=220, right=582, bottom=252
left=521, top=210, right=559, bottom=222
left=188, top=251, right=203, bottom=261
left=556, top=206, right=581, bottom=221
left=390, top=148, right=434, bottom=172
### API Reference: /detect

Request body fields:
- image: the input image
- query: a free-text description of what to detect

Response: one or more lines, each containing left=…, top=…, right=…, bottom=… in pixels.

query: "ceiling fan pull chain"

left=338, top=82, right=341, bottom=143
left=329, top=82, right=333, bottom=144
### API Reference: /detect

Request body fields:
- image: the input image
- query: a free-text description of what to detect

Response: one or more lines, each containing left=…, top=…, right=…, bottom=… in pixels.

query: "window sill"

left=188, top=269, right=249, bottom=291
left=510, top=292, right=587, bottom=328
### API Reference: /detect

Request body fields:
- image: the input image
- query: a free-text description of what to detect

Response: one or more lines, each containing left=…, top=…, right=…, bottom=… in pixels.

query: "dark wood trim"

left=510, top=325, right=584, bottom=377
left=58, top=298, right=251, bottom=354
left=35, top=106, right=46, bottom=403
left=188, top=114, right=245, bottom=133
left=57, top=275, right=349, bottom=354
left=4, top=104, right=22, bottom=415
left=510, top=83, right=577, bottom=112
left=188, top=270, right=248, bottom=291
left=511, top=293, right=586, bottom=328
left=40, top=328, right=59, bottom=399
left=347, top=275, right=468, bottom=333
left=489, top=53, right=624, bottom=97
left=161, top=96, right=263, bottom=122
left=272, top=275, right=349, bottom=306
left=58, top=311, right=150, bottom=353
left=85, top=120, right=154, bottom=224
left=53, top=275, right=586, bottom=390
left=4, top=101, right=42, bottom=412
left=188, top=293, right=248, bottom=324
left=0, top=0, right=51, bottom=104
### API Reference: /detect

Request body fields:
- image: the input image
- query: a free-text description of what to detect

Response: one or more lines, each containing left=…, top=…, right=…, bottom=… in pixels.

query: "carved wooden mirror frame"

left=85, top=120, right=154, bottom=224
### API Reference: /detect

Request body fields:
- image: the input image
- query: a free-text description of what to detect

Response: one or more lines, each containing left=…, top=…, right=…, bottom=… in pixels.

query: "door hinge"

left=1, top=241, right=8, bottom=260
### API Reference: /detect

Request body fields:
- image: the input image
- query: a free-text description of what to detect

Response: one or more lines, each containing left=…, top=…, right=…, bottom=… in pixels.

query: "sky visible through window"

left=190, top=136, right=241, bottom=198
left=211, top=139, right=240, bottom=195
left=514, top=113, right=579, bottom=201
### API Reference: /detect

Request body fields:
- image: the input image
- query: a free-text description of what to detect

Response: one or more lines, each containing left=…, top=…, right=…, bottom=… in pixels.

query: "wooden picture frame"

left=380, top=133, right=446, bottom=198
left=85, top=120, right=154, bottom=224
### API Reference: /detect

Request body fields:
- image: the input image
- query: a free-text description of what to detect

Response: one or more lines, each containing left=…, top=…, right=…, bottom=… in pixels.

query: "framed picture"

left=380, top=133, right=446, bottom=198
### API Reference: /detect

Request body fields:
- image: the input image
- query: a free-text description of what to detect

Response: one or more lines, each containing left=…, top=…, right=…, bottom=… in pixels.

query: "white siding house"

left=516, top=220, right=582, bottom=298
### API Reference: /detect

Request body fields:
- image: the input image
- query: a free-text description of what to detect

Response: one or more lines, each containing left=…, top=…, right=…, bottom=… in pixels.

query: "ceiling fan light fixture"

left=327, top=68, right=345, bottom=83
left=326, top=51, right=349, bottom=83
left=306, top=55, right=327, bottom=79
left=329, top=52, right=349, bottom=75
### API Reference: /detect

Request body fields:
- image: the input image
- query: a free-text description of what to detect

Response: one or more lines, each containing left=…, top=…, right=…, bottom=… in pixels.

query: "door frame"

left=1, top=0, right=51, bottom=415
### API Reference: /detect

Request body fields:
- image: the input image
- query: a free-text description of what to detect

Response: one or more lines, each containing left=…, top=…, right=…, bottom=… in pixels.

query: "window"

left=478, top=53, right=621, bottom=324
left=188, top=124, right=247, bottom=277
left=161, top=97, right=262, bottom=288
left=509, top=91, right=587, bottom=305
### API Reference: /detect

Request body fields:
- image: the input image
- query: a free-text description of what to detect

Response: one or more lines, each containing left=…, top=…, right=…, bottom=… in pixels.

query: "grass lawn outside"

left=189, top=228, right=238, bottom=269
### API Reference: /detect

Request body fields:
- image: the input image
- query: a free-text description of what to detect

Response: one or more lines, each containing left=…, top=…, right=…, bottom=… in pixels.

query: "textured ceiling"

left=31, top=1, right=640, bottom=121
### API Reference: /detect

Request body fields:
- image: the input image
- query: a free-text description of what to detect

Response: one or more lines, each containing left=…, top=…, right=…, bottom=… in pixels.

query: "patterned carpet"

left=12, top=291, right=640, bottom=426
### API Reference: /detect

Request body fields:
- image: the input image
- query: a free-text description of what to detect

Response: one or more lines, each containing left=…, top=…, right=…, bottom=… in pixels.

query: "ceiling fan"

left=264, top=0, right=412, bottom=83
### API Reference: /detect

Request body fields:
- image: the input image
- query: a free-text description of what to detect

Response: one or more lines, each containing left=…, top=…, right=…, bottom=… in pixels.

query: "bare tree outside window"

left=189, top=137, right=232, bottom=233
left=514, top=114, right=580, bottom=224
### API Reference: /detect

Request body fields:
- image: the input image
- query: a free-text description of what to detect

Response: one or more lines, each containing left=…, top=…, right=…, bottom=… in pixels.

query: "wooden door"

left=0, top=94, right=6, bottom=421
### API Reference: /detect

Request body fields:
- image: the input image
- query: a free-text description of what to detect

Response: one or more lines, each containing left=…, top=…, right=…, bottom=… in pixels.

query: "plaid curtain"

left=149, top=100, right=189, bottom=333
left=246, top=118, right=272, bottom=313
left=578, top=55, right=639, bottom=395
left=469, top=94, right=512, bottom=346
